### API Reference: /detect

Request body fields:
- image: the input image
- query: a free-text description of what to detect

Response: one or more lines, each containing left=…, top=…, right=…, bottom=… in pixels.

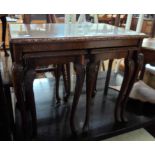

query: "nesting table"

left=9, top=23, right=146, bottom=138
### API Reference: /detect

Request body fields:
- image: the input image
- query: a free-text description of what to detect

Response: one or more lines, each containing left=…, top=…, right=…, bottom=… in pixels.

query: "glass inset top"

left=9, top=23, right=146, bottom=42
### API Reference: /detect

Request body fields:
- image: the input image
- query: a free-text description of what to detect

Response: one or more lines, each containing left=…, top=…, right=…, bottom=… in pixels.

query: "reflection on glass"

left=10, top=23, right=144, bottom=39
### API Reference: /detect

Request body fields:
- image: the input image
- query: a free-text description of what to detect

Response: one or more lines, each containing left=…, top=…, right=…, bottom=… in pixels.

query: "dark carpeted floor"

left=14, top=71, right=155, bottom=140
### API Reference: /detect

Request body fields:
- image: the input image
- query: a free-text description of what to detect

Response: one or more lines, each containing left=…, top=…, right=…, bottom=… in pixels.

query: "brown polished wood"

left=131, top=16, right=154, bottom=36
left=114, top=15, right=121, bottom=27
left=150, top=15, right=155, bottom=38
left=9, top=23, right=146, bottom=138
left=23, top=14, right=57, bottom=24
left=104, top=59, right=113, bottom=96
left=98, top=14, right=127, bottom=27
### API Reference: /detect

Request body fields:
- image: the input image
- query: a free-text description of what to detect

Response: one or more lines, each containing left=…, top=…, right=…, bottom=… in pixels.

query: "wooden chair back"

left=23, top=14, right=57, bottom=24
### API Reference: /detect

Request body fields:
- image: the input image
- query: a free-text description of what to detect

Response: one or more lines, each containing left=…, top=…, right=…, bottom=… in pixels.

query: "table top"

left=9, top=23, right=147, bottom=44
left=142, top=38, right=155, bottom=50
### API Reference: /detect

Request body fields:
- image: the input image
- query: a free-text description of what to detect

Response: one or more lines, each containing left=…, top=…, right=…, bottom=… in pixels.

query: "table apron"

left=13, top=38, right=140, bottom=53
left=90, top=46, right=139, bottom=61
left=24, top=54, right=85, bottom=67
